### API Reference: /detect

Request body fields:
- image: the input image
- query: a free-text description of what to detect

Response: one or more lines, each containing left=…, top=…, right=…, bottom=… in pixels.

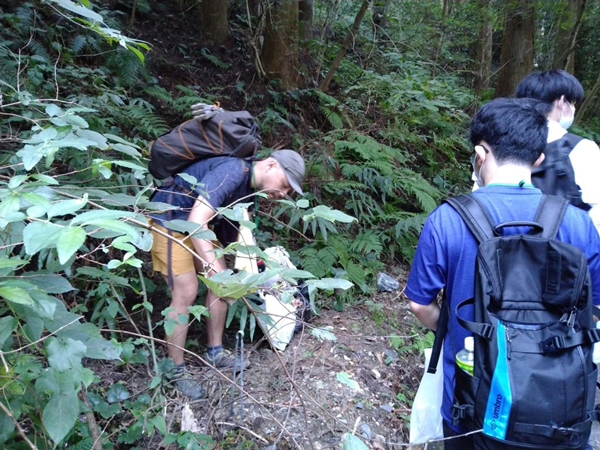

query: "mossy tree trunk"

left=198, top=0, right=229, bottom=46
left=261, top=0, right=300, bottom=89
left=494, top=0, right=535, bottom=98
left=553, top=0, right=588, bottom=73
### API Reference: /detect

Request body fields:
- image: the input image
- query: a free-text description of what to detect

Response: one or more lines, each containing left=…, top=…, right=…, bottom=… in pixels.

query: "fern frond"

left=348, top=230, right=383, bottom=257
left=71, top=35, right=87, bottom=54
left=201, top=48, right=231, bottom=69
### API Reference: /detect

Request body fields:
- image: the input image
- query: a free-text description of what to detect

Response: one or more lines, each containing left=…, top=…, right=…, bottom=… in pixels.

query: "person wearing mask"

left=407, top=97, right=600, bottom=449
left=516, top=69, right=600, bottom=236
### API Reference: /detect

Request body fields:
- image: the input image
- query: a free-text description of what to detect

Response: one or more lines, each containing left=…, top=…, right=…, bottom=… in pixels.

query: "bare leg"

left=166, top=270, right=198, bottom=365
left=200, top=256, right=228, bottom=347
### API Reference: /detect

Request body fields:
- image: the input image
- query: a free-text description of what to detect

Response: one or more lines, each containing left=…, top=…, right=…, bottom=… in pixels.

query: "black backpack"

left=428, top=194, right=599, bottom=450
left=531, top=133, right=589, bottom=211
left=148, top=110, right=261, bottom=180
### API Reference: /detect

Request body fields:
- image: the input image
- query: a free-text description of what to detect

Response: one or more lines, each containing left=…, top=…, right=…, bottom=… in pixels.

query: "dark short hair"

left=515, top=69, right=584, bottom=104
left=470, top=98, right=548, bottom=166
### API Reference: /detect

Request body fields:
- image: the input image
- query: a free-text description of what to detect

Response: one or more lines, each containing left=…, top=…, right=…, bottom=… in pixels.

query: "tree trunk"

left=198, top=0, right=229, bottom=46
left=262, top=0, right=299, bottom=89
left=473, top=0, right=493, bottom=98
left=553, top=0, right=587, bottom=72
left=299, top=0, right=313, bottom=41
left=319, top=0, right=371, bottom=93
left=494, top=0, right=535, bottom=98
left=575, top=68, right=600, bottom=123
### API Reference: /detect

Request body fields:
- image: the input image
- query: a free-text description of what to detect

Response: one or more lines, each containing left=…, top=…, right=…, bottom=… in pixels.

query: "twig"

left=3, top=318, right=81, bottom=354
left=79, top=385, right=103, bottom=450
left=0, top=401, right=38, bottom=449
left=215, top=421, right=269, bottom=444
left=136, top=267, right=159, bottom=376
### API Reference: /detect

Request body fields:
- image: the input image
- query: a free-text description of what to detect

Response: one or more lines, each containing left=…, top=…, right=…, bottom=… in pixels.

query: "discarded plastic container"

left=377, top=272, right=400, bottom=292
left=456, top=336, right=474, bottom=376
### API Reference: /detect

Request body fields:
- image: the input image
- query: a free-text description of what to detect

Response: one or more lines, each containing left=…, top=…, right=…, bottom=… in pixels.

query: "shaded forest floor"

left=100, top=267, right=438, bottom=449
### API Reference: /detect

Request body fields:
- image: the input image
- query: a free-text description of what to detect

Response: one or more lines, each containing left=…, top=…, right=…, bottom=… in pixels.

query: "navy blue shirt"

left=405, top=185, right=600, bottom=431
left=150, top=157, right=253, bottom=231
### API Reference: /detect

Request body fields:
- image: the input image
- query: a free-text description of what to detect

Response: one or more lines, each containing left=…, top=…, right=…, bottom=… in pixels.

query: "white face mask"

left=559, top=101, right=575, bottom=130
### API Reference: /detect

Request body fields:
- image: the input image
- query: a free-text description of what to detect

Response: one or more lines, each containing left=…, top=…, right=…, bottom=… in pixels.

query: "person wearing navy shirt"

left=150, top=150, right=305, bottom=400
left=406, top=98, right=600, bottom=449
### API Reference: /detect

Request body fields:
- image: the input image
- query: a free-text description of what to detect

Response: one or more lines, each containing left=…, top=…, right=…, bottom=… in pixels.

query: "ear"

left=266, top=158, right=278, bottom=171
left=474, top=144, right=487, bottom=164
left=532, top=153, right=545, bottom=169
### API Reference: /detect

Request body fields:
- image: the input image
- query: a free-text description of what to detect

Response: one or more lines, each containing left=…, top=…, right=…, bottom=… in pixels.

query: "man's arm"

left=187, top=197, right=226, bottom=274
left=409, top=300, right=441, bottom=331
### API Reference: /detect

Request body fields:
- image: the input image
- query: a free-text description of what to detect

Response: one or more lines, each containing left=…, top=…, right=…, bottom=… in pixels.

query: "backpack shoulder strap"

left=561, top=132, right=585, bottom=150
left=533, top=194, right=569, bottom=239
left=444, top=194, right=496, bottom=244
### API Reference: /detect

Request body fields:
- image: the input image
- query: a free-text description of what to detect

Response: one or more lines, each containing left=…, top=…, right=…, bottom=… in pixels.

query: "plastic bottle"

left=456, top=336, right=475, bottom=376
left=593, top=322, right=600, bottom=365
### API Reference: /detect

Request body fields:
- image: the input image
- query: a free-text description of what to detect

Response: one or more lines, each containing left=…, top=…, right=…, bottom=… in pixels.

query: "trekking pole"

left=230, top=330, right=245, bottom=418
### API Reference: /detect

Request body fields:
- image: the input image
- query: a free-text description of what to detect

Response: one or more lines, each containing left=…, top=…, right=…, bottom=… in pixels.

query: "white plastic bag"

left=409, top=347, right=444, bottom=444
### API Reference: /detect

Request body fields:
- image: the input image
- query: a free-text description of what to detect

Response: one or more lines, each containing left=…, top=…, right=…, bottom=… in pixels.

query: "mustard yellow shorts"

left=149, top=221, right=197, bottom=277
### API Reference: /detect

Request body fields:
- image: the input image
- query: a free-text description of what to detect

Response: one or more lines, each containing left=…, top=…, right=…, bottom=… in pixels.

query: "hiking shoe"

left=203, top=349, right=250, bottom=371
left=171, top=376, right=207, bottom=400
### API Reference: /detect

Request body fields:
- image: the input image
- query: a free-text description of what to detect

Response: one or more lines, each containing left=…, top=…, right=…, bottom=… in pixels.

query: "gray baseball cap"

left=270, top=150, right=305, bottom=195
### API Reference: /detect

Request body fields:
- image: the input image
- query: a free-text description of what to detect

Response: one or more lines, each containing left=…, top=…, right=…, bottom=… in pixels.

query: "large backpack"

left=430, top=194, right=599, bottom=450
left=531, top=133, right=589, bottom=211
left=148, top=109, right=261, bottom=180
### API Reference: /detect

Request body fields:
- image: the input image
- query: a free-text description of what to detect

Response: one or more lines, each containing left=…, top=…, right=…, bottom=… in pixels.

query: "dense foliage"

left=1, top=0, right=599, bottom=447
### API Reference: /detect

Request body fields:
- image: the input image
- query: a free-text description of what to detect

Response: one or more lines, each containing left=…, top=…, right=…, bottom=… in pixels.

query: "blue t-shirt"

left=405, top=185, right=600, bottom=431
left=150, top=156, right=253, bottom=226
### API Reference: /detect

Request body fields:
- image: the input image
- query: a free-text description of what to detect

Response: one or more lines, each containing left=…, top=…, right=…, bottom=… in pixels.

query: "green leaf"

left=311, top=326, right=337, bottom=342
left=0, top=195, right=21, bottom=222
left=31, top=173, right=59, bottom=185
left=8, top=174, right=28, bottom=189
left=0, top=258, right=28, bottom=269
left=76, top=129, right=108, bottom=149
left=151, top=415, right=167, bottom=434
left=296, top=199, right=309, bottom=208
left=342, top=433, right=369, bottom=450
left=56, top=227, right=86, bottom=264
left=0, top=286, right=33, bottom=305
left=336, top=372, right=361, bottom=391
left=29, top=290, right=58, bottom=319
left=23, top=221, right=62, bottom=255
left=50, top=0, right=104, bottom=23
left=70, top=209, right=136, bottom=225
left=113, top=160, right=146, bottom=172
left=0, top=316, right=17, bottom=347
left=303, top=205, right=356, bottom=224
left=63, top=114, right=89, bottom=128
left=46, top=337, right=86, bottom=372
left=46, top=194, right=88, bottom=219
left=160, top=220, right=217, bottom=239
left=86, top=219, right=140, bottom=240
left=106, top=383, right=130, bottom=403
left=45, top=103, right=63, bottom=117
left=22, top=271, right=75, bottom=293
left=111, top=143, right=142, bottom=157
left=306, top=278, right=353, bottom=290
left=40, top=368, right=80, bottom=444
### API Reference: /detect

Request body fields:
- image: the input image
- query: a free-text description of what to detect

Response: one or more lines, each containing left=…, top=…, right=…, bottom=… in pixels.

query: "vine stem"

left=0, top=401, right=38, bottom=450
left=3, top=318, right=81, bottom=354
left=136, top=267, right=159, bottom=376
